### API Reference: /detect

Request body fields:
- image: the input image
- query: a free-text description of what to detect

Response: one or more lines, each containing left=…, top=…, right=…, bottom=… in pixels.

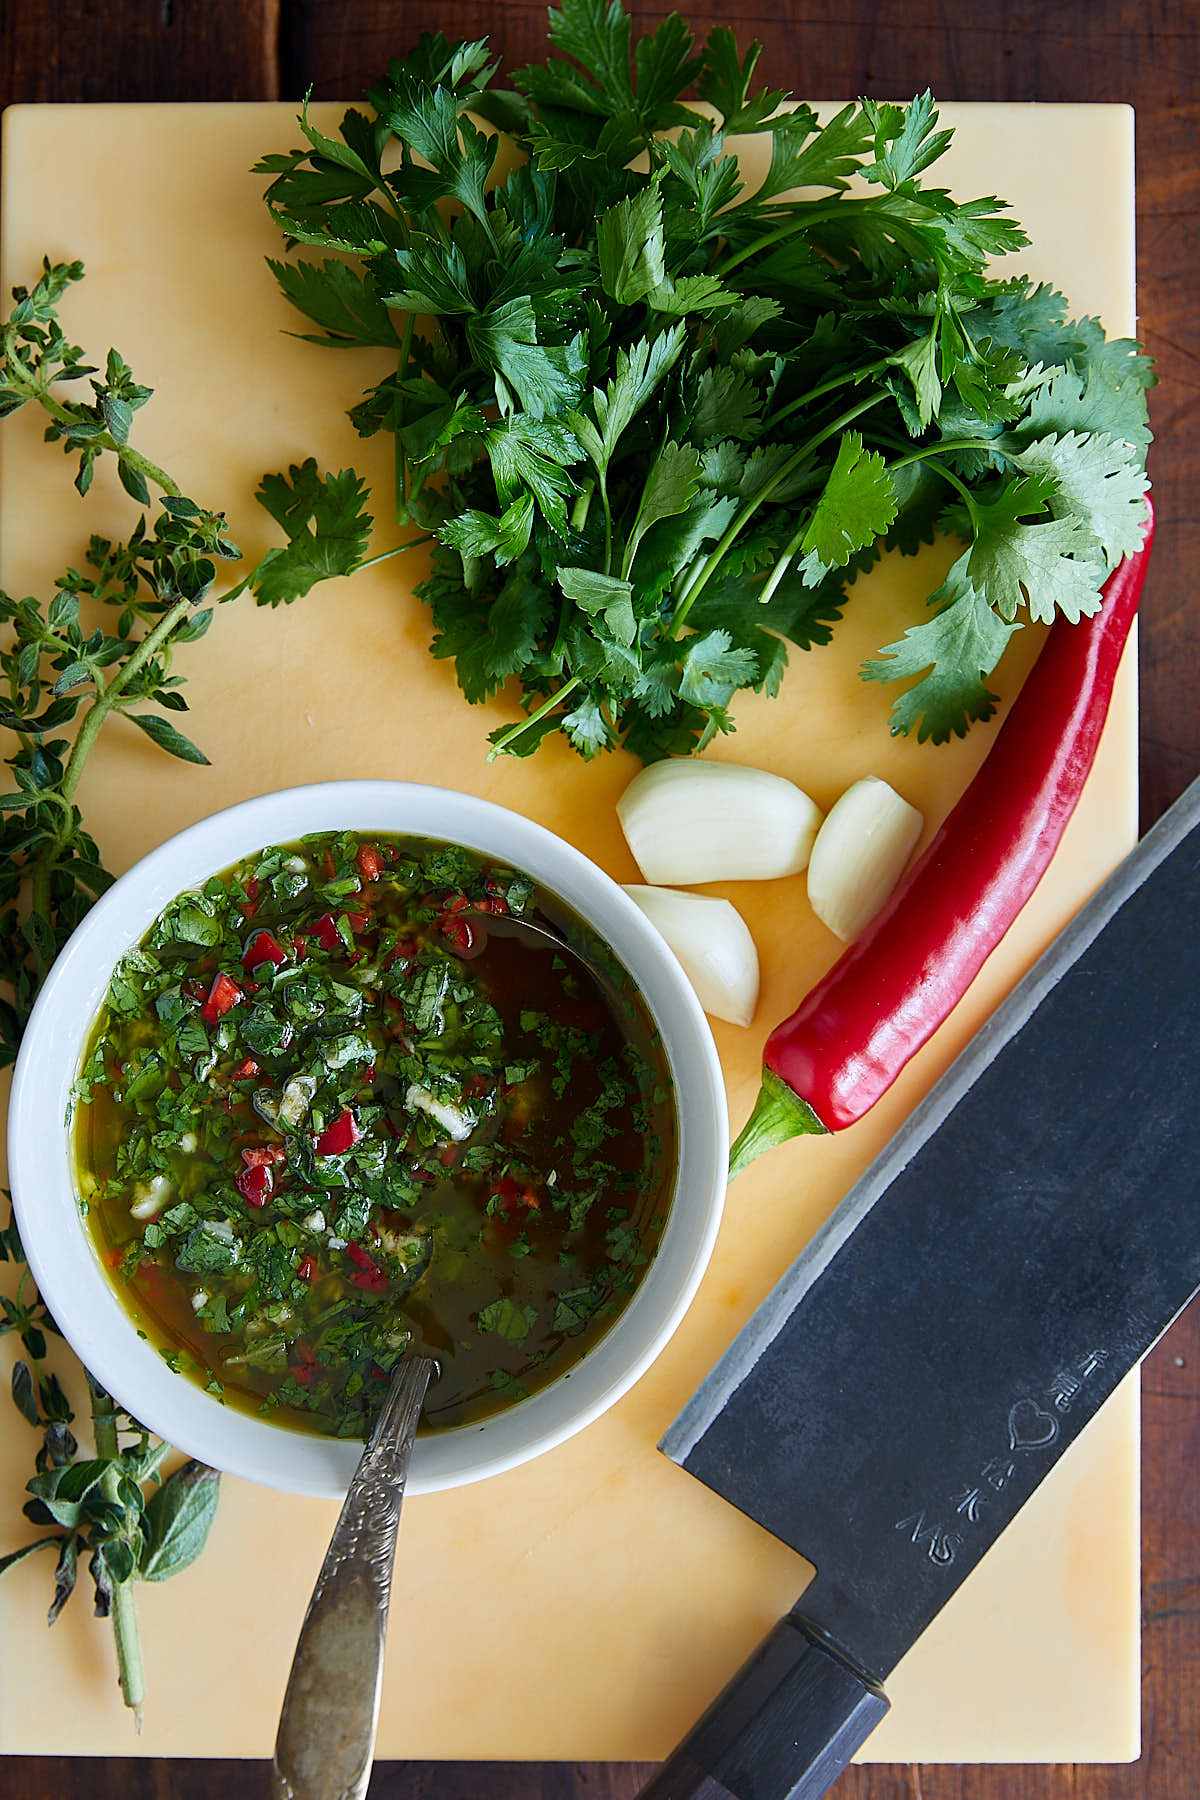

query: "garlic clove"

left=617, top=758, right=823, bottom=886
left=806, top=776, right=924, bottom=941
left=624, top=884, right=759, bottom=1027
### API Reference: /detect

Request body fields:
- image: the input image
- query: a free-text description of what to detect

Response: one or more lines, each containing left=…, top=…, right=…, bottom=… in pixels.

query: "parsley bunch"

left=258, top=1, right=1153, bottom=761
left=0, top=259, right=375, bottom=1723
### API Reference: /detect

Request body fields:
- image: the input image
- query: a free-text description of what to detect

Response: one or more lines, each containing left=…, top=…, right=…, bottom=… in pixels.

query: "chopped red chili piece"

left=231, top=1057, right=260, bottom=1080
left=296, top=1255, right=317, bottom=1282
left=236, top=1162, right=272, bottom=1207
left=345, top=911, right=370, bottom=933
left=315, top=1108, right=360, bottom=1155
left=355, top=845, right=383, bottom=883
left=310, top=913, right=343, bottom=952
left=492, top=1175, right=539, bottom=1215
left=346, top=1240, right=387, bottom=1292
left=443, top=919, right=475, bottom=954
left=243, top=929, right=287, bottom=972
left=239, top=877, right=260, bottom=918
left=292, top=933, right=308, bottom=959
left=200, top=971, right=242, bottom=1025
left=240, top=1145, right=285, bottom=1168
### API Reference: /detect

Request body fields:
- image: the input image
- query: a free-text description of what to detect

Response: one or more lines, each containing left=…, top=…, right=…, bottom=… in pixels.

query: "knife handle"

left=636, top=1614, right=889, bottom=1800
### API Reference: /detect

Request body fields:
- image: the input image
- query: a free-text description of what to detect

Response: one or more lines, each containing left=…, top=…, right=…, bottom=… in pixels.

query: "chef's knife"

left=643, top=774, right=1200, bottom=1800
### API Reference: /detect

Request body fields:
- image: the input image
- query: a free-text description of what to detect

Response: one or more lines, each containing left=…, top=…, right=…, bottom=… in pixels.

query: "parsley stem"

left=668, top=393, right=887, bottom=638
left=713, top=198, right=853, bottom=278
left=486, top=675, right=583, bottom=761
left=356, top=537, right=432, bottom=571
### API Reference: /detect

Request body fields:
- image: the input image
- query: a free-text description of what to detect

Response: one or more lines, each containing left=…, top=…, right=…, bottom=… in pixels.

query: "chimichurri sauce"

left=73, top=832, right=676, bottom=1439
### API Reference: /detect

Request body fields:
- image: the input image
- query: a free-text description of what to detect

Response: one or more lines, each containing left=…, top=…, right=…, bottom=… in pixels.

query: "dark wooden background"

left=2, top=2, right=1197, bottom=1796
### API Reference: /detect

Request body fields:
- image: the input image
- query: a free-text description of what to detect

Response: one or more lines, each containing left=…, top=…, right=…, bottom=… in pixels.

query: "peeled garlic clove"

left=624, top=884, right=759, bottom=1027
left=806, top=776, right=924, bottom=942
left=617, top=759, right=823, bottom=885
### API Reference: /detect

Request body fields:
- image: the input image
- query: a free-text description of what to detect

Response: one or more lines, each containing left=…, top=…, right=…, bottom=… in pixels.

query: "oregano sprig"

left=0, top=258, right=376, bottom=1724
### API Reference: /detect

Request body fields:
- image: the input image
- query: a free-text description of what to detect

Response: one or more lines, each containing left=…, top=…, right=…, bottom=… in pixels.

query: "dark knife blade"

left=643, top=774, right=1200, bottom=1800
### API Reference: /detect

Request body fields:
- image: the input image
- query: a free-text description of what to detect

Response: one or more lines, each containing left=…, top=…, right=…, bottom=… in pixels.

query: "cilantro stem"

left=760, top=362, right=888, bottom=436
left=486, top=675, right=583, bottom=761
left=668, top=393, right=887, bottom=638
left=881, top=441, right=980, bottom=513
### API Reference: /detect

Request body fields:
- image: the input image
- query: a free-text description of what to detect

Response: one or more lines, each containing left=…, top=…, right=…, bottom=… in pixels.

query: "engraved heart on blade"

left=1007, top=1397, right=1059, bottom=1452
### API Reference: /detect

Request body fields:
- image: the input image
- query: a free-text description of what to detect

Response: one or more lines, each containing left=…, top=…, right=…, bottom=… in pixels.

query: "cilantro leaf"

left=252, top=461, right=374, bottom=607
left=1013, top=431, right=1150, bottom=572
left=862, top=564, right=1018, bottom=742
left=798, top=432, right=897, bottom=583
left=963, top=477, right=1107, bottom=624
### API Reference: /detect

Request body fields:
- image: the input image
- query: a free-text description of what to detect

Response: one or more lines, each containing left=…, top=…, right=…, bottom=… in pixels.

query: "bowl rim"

left=8, top=780, right=728, bottom=1498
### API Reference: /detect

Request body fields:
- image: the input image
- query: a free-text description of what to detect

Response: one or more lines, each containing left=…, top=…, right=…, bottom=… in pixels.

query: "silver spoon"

left=272, top=1353, right=437, bottom=1800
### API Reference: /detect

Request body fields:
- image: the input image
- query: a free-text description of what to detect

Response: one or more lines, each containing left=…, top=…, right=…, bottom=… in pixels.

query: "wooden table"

left=2, top=4, right=1197, bottom=1796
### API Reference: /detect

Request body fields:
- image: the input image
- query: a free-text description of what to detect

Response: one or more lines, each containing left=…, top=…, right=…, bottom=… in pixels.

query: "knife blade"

left=643, top=773, right=1200, bottom=1800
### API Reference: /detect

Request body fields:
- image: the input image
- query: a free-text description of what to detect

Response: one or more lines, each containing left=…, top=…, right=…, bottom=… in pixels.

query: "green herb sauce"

left=73, top=832, right=676, bottom=1439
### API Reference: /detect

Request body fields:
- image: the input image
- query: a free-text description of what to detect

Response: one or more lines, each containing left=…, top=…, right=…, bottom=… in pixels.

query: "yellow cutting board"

left=0, top=100, right=1141, bottom=1762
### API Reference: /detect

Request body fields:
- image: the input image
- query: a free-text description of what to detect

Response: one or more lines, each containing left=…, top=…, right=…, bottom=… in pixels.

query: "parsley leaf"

left=253, top=461, right=373, bottom=607
left=257, top=9, right=1155, bottom=760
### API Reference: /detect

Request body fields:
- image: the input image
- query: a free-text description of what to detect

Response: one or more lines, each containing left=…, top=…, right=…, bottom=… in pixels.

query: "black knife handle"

left=636, top=1614, right=889, bottom=1800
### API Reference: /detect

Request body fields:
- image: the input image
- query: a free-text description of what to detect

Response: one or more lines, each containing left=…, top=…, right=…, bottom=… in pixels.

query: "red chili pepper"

left=296, top=1254, right=317, bottom=1282
left=236, top=1162, right=272, bottom=1207
left=345, top=911, right=370, bottom=933
left=239, top=877, right=261, bottom=918
left=315, top=1108, right=360, bottom=1155
left=355, top=844, right=383, bottom=883
left=730, top=511, right=1155, bottom=1174
left=231, top=1057, right=260, bottom=1080
left=200, top=971, right=242, bottom=1025
left=243, top=929, right=287, bottom=973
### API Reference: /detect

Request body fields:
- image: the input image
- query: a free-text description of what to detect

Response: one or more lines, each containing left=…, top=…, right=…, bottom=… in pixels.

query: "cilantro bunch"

left=260, top=1, right=1154, bottom=763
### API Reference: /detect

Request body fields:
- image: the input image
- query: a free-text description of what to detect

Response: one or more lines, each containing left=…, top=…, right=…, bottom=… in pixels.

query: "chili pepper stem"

left=728, top=1069, right=828, bottom=1181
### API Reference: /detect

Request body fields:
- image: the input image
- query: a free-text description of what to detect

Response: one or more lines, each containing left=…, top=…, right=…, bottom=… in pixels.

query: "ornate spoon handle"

left=273, top=1355, right=436, bottom=1800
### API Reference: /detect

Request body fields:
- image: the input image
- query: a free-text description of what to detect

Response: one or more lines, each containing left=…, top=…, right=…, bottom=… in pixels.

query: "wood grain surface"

left=2, top=3, right=1197, bottom=1797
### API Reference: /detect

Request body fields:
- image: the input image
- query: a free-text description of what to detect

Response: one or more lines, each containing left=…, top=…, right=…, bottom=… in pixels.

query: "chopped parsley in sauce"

left=73, top=832, right=676, bottom=1438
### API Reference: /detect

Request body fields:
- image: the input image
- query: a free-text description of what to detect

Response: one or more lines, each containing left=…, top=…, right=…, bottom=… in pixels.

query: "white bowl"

left=8, top=782, right=727, bottom=1499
